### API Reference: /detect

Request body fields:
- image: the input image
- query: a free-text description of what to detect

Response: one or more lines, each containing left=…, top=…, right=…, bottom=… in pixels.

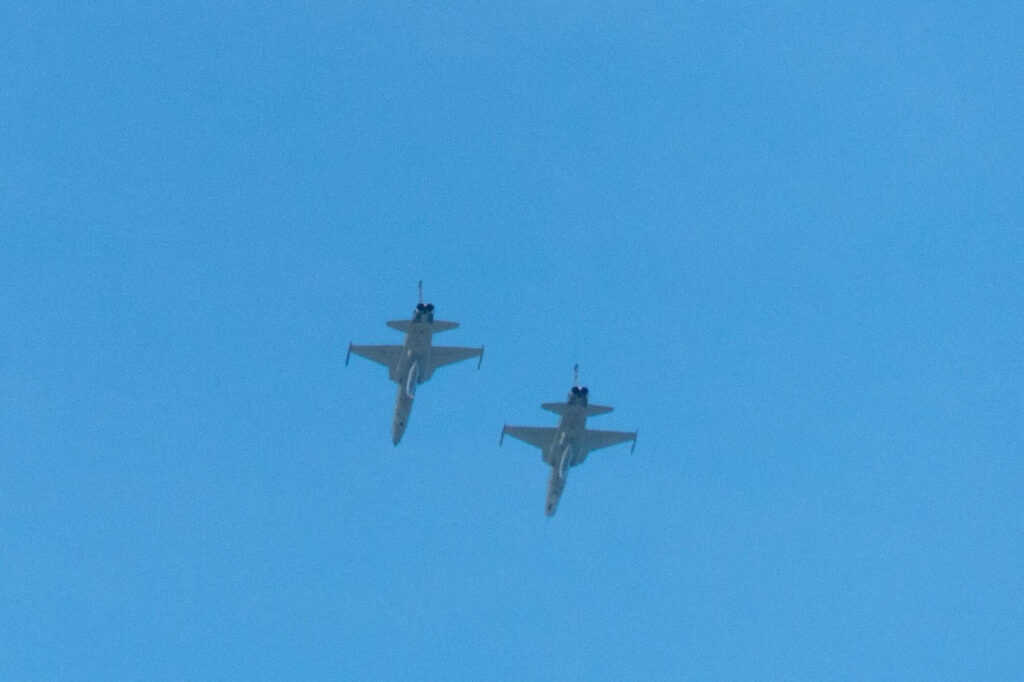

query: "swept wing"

left=347, top=344, right=403, bottom=381
left=582, top=429, right=638, bottom=454
left=420, top=345, right=484, bottom=381
left=501, top=426, right=558, bottom=463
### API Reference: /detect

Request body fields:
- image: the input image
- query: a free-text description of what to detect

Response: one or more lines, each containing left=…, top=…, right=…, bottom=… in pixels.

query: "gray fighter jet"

left=500, top=366, right=637, bottom=516
left=347, top=283, right=484, bottom=445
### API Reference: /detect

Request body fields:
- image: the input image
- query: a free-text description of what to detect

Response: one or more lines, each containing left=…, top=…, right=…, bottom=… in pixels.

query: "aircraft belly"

left=392, top=353, right=410, bottom=384
left=410, top=328, right=432, bottom=351
left=392, top=384, right=414, bottom=445
left=395, top=348, right=428, bottom=385
left=546, top=466, right=566, bottom=516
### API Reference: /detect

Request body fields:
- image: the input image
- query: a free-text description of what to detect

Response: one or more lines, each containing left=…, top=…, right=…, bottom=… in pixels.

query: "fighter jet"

left=500, top=366, right=637, bottom=516
left=347, top=282, right=484, bottom=445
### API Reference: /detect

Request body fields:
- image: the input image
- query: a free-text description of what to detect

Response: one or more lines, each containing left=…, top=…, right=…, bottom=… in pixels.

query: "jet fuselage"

left=390, top=309, right=437, bottom=445
left=500, top=377, right=634, bottom=517
left=348, top=288, right=482, bottom=445
left=543, top=388, right=591, bottom=515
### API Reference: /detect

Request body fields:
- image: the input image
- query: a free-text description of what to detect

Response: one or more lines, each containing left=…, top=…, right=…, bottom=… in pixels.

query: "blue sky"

left=2, top=2, right=1022, bottom=679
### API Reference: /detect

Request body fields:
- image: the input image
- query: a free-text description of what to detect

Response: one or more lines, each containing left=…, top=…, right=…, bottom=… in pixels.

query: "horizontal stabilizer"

left=430, top=320, right=459, bottom=333
left=542, top=402, right=613, bottom=416
left=541, top=402, right=567, bottom=415
left=386, top=320, right=413, bottom=333
left=386, top=319, right=459, bottom=334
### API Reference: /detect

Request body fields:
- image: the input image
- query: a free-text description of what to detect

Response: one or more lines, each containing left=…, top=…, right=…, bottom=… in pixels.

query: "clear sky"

left=2, top=2, right=1022, bottom=679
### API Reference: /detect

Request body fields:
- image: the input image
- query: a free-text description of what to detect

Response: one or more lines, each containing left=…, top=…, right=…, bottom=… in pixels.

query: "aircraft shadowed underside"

left=348, top=283, right=483, bottom=444
left=501, top=367, right=636, bottom=516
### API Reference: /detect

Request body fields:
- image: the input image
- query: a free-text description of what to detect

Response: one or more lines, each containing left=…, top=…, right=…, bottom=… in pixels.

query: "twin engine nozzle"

left=571, top=386, right=589, bottom=395
left=416, top=303, right=435, bottom=312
